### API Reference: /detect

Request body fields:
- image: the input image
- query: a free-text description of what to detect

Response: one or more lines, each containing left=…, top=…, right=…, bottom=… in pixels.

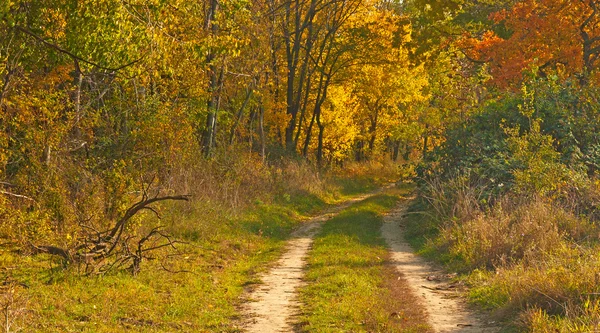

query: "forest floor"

left=239, top=184, right=497, bottom=332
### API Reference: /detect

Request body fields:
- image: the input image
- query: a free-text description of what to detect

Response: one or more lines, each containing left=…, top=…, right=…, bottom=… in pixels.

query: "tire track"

left=382, top=202, right=499, bottom=333
left=240, top=190, right=383, bottom=333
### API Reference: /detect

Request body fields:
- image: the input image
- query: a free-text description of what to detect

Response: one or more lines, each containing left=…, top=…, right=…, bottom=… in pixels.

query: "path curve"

left=382, top=201, right=499, bottom=333
left=241, top=190, right=382, bottom=333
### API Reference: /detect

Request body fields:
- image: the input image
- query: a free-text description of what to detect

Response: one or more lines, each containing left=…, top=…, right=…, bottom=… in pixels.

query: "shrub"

left=439, top=198, right=594, bottom=270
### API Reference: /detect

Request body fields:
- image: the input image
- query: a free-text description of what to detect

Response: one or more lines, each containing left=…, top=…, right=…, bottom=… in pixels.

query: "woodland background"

left=1, top=0, right=600, bottom=331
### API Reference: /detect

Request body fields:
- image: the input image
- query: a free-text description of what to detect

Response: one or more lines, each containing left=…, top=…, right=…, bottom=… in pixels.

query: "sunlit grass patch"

left=297, top=188, right=430, bottom=333
left=0, top=173, right=385, bottom=332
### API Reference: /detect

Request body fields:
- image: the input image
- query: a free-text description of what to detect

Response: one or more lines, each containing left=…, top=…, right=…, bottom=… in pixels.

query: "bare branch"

left=0, top=191, right=34, bottom=202
left=14, top=25, right=143, bottom=72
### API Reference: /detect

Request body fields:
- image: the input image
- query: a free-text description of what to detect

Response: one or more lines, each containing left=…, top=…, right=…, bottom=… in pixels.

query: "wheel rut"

left=382, top=201, right=500, bottom=333
left=240, top=191, right=381, bottom=333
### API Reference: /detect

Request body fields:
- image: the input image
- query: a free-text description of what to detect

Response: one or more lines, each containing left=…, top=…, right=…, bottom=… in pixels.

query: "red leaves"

left=463, top=0, right=600, bottom=88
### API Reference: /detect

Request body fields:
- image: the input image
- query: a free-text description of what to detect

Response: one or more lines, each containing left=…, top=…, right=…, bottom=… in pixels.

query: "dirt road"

left=240, top=191, right=381, bottom=332
left=241, top=189, right=497, bottom=333
left=382, top=202, right=498, bottom=333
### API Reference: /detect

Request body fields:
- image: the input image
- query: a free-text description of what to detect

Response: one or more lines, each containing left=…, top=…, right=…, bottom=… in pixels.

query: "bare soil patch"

left=382, top=202, right=500, bottom=333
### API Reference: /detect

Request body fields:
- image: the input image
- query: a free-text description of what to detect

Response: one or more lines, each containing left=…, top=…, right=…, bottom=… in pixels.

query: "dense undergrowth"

left=409, top=79, right=600, bottom=332
left=0, top=158, right=400, bottom=332
left=406, top=187, right=600, bottom=332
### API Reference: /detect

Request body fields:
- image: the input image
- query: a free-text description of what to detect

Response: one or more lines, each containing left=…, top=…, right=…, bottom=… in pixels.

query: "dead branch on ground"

left=32, top=183, right=190, bottom=275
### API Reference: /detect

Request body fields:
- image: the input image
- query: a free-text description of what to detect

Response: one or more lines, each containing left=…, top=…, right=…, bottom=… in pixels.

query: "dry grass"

left=439, top=198, right=593, bottom=270
left=0, top=283, right=29, bottom=333
left=522, top=298, right=600, bottom=332
left=420, top=173, right=486, bottom=224
left=413, top=175, right=600, bottom=331
left=469, top=244, right=600, bottom=331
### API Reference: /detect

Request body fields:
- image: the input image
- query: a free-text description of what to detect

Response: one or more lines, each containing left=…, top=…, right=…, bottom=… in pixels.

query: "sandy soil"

left=240, top=192, right=379, bottom=333
left=382, top=202, right=499, bottom=333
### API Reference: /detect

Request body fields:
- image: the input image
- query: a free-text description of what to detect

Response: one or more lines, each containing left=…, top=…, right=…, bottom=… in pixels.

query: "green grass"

left=333, top=177, right=380, bottom=197
left=401, top=198, right=444, bottom=262
left=297, top=187, right=430, bottom=333
left=0, top=176, right=384, bottom=332
left=2, top=205, right=297, bottom=332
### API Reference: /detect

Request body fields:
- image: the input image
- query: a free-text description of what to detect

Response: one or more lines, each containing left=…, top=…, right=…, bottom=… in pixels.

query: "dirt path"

left=240, top=191, right=381, bottom=333
left=382, top=202, right=499, bottom=333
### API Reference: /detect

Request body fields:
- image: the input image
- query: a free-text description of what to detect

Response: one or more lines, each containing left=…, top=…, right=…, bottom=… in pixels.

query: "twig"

left=0, top=190, right=34, bottom=201
left=14, top=25, right=143, bottom=72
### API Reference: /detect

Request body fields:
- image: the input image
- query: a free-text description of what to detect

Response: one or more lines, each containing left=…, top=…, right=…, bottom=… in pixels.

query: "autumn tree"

left=461, top=0, right=600, bottom=87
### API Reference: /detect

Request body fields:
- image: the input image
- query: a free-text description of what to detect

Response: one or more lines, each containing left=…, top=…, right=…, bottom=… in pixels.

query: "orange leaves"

left=463, top=0, right=600, bottom=88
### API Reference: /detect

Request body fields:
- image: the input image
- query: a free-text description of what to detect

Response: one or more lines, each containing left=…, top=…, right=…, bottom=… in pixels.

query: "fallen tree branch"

left=32, top=192, right=191, bottom=275
left=30, top=244, right=72, bottom=261
left=0, top=191, right=34, bottom=202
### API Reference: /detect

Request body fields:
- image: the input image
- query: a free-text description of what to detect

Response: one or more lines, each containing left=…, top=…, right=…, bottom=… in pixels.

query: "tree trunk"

left=422, top=131, right=429, bottom=157
left=355, top=140, right=364, bottom=162
left=259, top=106, right=266, bottom=163
left=392, top=141, right=400, bottom=161
left=229, top=87, right=253, bottom=145
left=302, top=110, right=316, bottom=157
left=283, top=0, right=318, bottom=153
left=73, top=65, right=83, bottom=138
left=202, top=0, right=220, bottom=156
left=316, top=106, right=324, bottom=168
left=580, top=0, right=599, bottom=83
left=367, top=108, right=380, bottom=155
left=294, top=75, right=313, bottom=148
left=403, top=143, right=411, bottom=161
left=247, top=106, right=257, bottom=149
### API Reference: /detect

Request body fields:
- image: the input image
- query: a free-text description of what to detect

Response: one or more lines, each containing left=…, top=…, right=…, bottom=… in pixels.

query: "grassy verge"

left=403, top=191, right=600, bottom=332
left=0, top=173, right=393, bottom=332
left=297, top=187, right=431, bottom=333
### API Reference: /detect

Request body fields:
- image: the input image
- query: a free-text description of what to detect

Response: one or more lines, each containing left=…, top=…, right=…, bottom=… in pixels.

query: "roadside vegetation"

left=0, top=159, right=399, bottom=332
left=407, top=78, right=600, bottom=332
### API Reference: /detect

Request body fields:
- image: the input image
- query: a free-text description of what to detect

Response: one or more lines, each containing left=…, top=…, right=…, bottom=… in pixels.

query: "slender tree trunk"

left=0, top=69, right=10, bottom=109
left=73, top=66, right=83, bottom=138
left=422, top=126, right=429, bottom=157
left=203, top=0, right=219, bottom=156
left=291, top=20, right=316, bottom=150
left=294, top=75, right=312, bottom=148
left=284, top=0, right=298, bottom=151
left=314, top=74, right=332, bottom=167
left=248, top=106, right=257, bottom=149
left=302, top=109, right=316, bottom=157
left=316, top=105, right=324, bottom=168
left=367, top=107, right=380, bottom=154
left=392, top=141, right=400, bottom=161
left=580, top=0, right=599, bottom=85
left=259, top=106, right=266, bottom=163
left=355, top=141, right=364, bottom=162
left=403, top=143, right=411, bottom=161
left=229, top=87, right=254, bottom=145
left=283, top=0, right=318, bottom=152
